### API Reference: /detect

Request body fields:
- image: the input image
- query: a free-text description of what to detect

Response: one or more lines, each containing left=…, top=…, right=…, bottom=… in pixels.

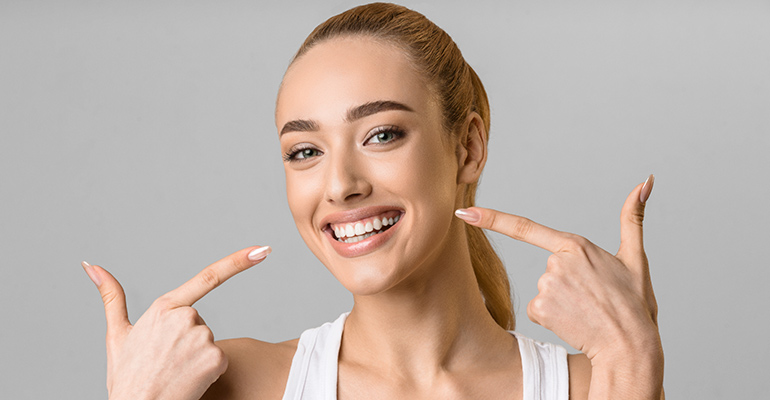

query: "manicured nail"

left=639, top=174, right=655, bottom=204
left=248, top=246, right=272, bottom=261
left=81, top=261, right=102, bottom=287
left=455, top=208, right=481, bottom=223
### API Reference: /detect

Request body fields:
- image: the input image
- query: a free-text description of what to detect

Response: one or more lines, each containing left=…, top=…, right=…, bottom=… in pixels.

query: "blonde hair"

left=291, top=2, right=514, bottom=330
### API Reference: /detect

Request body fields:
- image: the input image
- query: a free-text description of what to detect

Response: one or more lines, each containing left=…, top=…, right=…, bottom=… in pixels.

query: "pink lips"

left=321, top=206, right=404, bottom=258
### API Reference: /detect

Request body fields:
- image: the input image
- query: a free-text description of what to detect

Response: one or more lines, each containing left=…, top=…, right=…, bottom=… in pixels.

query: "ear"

left=456, top=112, right=488, bottom=184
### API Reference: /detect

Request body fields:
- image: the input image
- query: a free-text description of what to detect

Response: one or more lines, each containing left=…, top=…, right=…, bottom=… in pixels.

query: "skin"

left=85, top=36, right=663, bottom=399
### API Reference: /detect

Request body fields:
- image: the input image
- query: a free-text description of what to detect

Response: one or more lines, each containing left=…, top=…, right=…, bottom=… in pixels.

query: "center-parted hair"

left=290, top=2, right=515, bottom=330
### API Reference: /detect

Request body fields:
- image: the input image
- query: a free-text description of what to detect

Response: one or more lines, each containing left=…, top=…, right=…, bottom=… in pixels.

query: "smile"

left=330, top=211, right=402, bottom=243
left=321, top=207, right=404, bottom=257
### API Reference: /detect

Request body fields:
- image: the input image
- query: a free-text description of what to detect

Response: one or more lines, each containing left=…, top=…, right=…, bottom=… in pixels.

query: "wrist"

left=109, top=386, right=157, bottom=400
left=588, top=330, right=664, bottom=399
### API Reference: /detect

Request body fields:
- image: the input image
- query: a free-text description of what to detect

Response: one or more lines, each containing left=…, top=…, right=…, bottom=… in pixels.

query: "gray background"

left=1, top=0, right=768, bottom=398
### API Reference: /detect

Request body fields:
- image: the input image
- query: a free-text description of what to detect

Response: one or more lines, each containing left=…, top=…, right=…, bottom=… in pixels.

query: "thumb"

left=617, top=174, right=654, bottom=265
left=82, top=261, right=131, bottom=339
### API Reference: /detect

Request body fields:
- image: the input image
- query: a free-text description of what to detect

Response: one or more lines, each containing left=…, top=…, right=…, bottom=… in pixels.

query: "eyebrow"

left=279, top=100, right=414, bottom=136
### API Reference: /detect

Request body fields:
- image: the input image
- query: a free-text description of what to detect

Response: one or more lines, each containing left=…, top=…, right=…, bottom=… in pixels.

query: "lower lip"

left=325, top=217, right=401, bottom=258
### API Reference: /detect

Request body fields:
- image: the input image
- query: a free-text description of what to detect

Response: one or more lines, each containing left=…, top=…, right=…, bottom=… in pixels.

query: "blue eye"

left=284, top=146, right=322, bottom=162
left=366, top=126, right=405, bottom=145
left=296, top=148, right=319, bottom=159
left=369, top=131, right=394, bottom=144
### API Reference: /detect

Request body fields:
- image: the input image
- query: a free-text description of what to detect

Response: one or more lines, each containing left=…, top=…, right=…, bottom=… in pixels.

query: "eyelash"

left=283, top=145, right=320, bottom=162
left=283, top=125, right=407, bottom=163
left=364, top=125, right=406, bottom=145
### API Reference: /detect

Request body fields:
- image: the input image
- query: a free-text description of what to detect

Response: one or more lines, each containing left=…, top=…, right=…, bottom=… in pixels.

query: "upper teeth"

left=333, top=214, right=400, bottom=241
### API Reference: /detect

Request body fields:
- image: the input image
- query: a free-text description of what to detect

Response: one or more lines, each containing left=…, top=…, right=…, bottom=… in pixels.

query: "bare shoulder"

left=202, top=337, right=299, bottom=400
left=567, top=353, right=591, bottom=400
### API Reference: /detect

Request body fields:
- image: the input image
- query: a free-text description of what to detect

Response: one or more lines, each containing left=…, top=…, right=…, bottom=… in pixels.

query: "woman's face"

left=276, top=37, right=465, bottom=295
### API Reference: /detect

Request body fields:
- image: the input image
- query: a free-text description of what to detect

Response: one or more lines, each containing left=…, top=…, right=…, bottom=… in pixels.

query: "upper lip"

left=319, top=205, right=405, bottom=230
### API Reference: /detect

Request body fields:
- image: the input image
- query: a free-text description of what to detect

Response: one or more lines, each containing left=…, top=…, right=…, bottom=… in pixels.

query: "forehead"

left=276, top=36, right=436, bottom=125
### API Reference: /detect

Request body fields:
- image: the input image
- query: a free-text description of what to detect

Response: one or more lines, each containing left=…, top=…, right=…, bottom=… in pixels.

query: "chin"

left=323, top=257, right=406, bottom=297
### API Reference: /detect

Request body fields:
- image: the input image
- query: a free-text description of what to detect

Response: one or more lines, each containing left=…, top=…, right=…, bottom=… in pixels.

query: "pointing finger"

left=455, top=207, right=570, bottom=253
left=617, top=174, right=654, bottom=265
left=82, top=261, right=131, bottom=338
left=164, top=245, right=271, bottom=307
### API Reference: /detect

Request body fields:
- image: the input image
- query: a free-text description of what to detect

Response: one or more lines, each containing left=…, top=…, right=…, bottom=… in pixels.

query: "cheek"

left=398, top=138, right=458, bottom=202
left=285, top=169, right=324, bottom=230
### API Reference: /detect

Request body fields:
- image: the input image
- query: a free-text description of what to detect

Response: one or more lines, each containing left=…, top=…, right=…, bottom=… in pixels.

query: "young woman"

left=82, top=3, right=664, bottom=399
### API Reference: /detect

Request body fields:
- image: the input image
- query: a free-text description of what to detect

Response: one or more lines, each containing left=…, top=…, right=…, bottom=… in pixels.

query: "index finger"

left=455, top=207, right=569, bottom=253
left=164, top=245, right=271, bottom=306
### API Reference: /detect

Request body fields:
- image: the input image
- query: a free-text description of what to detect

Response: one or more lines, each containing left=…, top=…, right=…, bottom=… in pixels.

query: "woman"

left=82, top=3, right=663, bottom=399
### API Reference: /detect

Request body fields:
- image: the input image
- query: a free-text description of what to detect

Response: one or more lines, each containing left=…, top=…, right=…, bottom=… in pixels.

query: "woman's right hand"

left=82, top=245, right=271, bottom=400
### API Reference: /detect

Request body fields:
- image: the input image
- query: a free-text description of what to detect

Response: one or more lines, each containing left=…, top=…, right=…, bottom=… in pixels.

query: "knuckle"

left=511, top=217, right=534, bottom=241
left=179, top=306, right=200, bottom=323
left=563, top=234, right=590, bottom=253
left=190, top=323, right=213, bottom=340
left=545, top=254, right=562, bottom=273
left=199, top=268, right=222, bottom=290
left=200, top=325, right=215, bottom=340
left=528, top=296, right=546, bottom=318
left=171, top=307, right=198, bottom=330
left=485, top=211, right=499, bottom=230
left=527, top=298, right=546, bottom=325
left=230, top=256, right=250, bottom=272
left=625, top=208, right=645, bottom=227
left=100, top=290, right=120, bottom=307
left=537, top=273, right=557, bottom=292
left=152, top=294, right=173, bottom=309
left=211, top=345, right=226, bottom=363
left=208, top=346, right=228, bottom=375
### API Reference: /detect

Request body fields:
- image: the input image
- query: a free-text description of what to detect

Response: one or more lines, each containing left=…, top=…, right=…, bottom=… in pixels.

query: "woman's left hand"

left=456, top=176, right=663, bottom=395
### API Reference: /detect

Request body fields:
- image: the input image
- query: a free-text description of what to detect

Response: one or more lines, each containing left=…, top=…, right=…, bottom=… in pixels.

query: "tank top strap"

left=511, top=331, right=569, bottom=400
left=282, top=313, right=348, bottom=400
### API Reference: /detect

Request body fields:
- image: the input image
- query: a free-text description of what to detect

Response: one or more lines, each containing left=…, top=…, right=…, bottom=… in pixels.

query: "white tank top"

left=282, top=313, right=569, bottom=400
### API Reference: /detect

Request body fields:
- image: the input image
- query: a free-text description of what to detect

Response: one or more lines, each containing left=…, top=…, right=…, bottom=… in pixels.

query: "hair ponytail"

left=464, top=65, right=515, bottom=330
left=290, top=2, right=515, bottom=330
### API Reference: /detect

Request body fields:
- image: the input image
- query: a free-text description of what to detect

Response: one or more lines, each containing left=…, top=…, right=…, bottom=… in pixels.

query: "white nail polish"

left=640, top=174, right=655, bottom=204
left=248, top=246, right=272, bottom=261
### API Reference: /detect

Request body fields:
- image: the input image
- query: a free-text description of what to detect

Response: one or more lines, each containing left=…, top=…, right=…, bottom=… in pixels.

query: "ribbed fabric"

left=282, top=313, right=569, bottom=400
left=515, top=329, right=569, bottom=400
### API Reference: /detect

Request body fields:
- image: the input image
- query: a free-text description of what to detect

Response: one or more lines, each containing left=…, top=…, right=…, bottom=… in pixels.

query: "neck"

left=340, top=218, right=513, bottom=376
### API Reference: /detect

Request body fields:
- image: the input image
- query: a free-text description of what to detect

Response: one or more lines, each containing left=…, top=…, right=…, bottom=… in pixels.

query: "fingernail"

left=248, top=246, right=272, bottom=261
left=639, top=174, right=655, bottom=204
left=81, top=261, right=102, bottom=287
left=455, top=208, right=481, bottom=223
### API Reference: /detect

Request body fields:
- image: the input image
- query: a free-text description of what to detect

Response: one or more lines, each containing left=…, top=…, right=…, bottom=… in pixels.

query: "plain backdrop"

left=1, top=0, right=768, bottom=398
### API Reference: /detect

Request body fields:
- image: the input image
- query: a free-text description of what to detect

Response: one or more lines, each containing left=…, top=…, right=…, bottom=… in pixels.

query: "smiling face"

left=276, top=36, right=468, bottom=295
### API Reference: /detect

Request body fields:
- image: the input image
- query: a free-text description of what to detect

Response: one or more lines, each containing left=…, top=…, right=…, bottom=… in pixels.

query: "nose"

left=324, top=149, right=372, bottom=204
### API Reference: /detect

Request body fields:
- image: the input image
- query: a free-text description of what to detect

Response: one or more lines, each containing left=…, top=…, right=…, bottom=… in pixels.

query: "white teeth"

left=341, top=230, right=378, bottom=243
left=331, top=213, right=403, bottom=242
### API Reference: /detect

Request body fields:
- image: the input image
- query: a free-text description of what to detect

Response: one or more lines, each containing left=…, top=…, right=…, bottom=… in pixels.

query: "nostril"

left=344, top=193, right=364, bottom=202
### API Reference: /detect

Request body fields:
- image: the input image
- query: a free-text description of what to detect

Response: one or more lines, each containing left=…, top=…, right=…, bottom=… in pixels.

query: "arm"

left=572, top=348, right=664, bottom=400
left=201, top=338, right=298, bottom=400
left=570, top=349, right=665, bottom=400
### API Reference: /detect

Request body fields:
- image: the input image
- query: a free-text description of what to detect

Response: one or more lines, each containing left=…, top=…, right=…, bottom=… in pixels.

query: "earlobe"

left=456, top=112, right=488, bottom=184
